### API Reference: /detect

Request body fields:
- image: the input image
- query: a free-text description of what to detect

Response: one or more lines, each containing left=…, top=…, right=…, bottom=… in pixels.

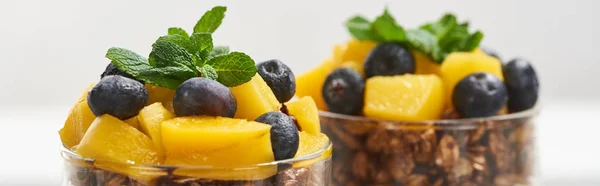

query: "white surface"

left=0, top=100, right=598, bottom=185
left=0, top=0, right=599, bottom=106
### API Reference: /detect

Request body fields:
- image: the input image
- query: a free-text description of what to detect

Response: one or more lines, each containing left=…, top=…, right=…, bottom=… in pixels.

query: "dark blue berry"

left=173, top=78, right=237, bottom=117
left=255, top=112, right=299, bottom=161
left=453, top=73, right=508, bottom=118
left=101, top=63, right=137, bottom=81
left=364, top=42, right=415, bottom=78
left=87, top=75, right=148, bottom=120
left=322, top=67, right=365, bottom=115
left=480, top=46, right=502, bottom=61
left=256, top=59, right=296, bottom=103
left=503, top=58, right=539, bottom=112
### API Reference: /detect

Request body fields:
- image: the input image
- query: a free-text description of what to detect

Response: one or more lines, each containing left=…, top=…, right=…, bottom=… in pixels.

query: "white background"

left=0, top=0, right=599, bottom=185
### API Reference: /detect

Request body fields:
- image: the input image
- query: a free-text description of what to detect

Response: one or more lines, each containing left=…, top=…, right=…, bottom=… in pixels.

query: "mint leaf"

left=106, top=47, right=153, bottom=76
left=197, top=64, right=218, bottom=80
left=168, top=27, right=189, bottom=39
left=153, top=35, right=192, bottom=54
left=106, top=48, right=194, bottom=89
left=151, top=40, right=196, bottom=71
left=372, top=8, right=406, bottom=42
left=420, top=14, right=458, bottom=38
left=136, top=66, right=197, bottom=89
left=194, top=6, right=226, bottom=33
left=205, top=52, right=257, bottom=87
left=189, top=32, right=213, bottom=55
left=209, top=46, right=230, bottom=59
left=406, top=29, right=445, bottom=62
left=460, top=31, right=483, bottom=51
left=420, top=13, right=483, bottom=53
left=345, top=16, right=382, bottom=41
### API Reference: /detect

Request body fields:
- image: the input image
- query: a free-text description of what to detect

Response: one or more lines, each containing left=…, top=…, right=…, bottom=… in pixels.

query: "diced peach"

left=440, top=52, right=503, bottom=106
left=296, top=58, right=336, bottom=110
left=161, top=116, right=271, bottom=156
left=364, top=74, right=445, bottom=121
left=285, top=97, right=320, bottom=135
left=229, top=74, right=280, bottom=120
left=137, top=102, right=175, bottom=158
left=59, top=83, right=97, bottom=148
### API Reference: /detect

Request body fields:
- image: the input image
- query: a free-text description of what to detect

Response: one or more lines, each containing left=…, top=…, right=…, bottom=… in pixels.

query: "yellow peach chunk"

left=440, top=52, right=504, bottom=106
left=364, top=74, right=445, bottom=121
left=286, top=96, right=320, bottom=134
left=296, top=58, right=336, bottom=110
left=76, top=114, right=160, bottom=165
left=161, top=116, right=271, bottom=156
left=137, top=102, right=175, bottom=158
left=59, top=83, right=96, bottom=148
left=229, top=74, right=280, bottom=120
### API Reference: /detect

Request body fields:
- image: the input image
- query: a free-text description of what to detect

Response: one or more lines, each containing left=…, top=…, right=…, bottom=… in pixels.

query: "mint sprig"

left=194, top=6, right=227, bottom=33
left=345, top=9, right=484, bottom=63
left=168, top=27, right=189, bottom=39
left=206, top=52, right=256, bottom=87
left=106, top=6, right=257, bottom=89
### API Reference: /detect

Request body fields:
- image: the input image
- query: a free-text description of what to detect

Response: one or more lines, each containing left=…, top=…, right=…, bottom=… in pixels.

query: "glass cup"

left=61, top=140, right=332, bottom=186
left=320, top=108, right=538, bottom=186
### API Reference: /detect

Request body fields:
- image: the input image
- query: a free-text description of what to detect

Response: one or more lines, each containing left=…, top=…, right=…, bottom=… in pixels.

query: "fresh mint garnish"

left=206, top=52, right=256, bottom=87
left=406, top=29, right=445, bottom=62
left=194, top=6, right=226, bottom=33
left=197, top=64, right=218, bottom=81
left=346, top=9, right=484, bottom=63
left=151, top=40, right=196, bottom=70
left=209, top=46, right=230, bottom=59
left=345, top=16, right=382, bottom=42
left=372, top=8, right=406, bottom=42
left=106, top=6, right=257, bottom=89
left=168, top=27, right=189, bottom=39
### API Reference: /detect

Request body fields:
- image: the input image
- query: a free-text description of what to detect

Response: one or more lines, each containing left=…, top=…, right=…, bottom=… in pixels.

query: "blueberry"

left=364, top=42, right=415, bottom=78
left=480, top=46, right=502, bottom=61
left=453, top=73, right=508, bottom=118
left=256, top=59, right=296, bottom=103
left=173, top=78, right=237, bottom=117
left=503, top=58, right=539, bottom=112
left=87, top=75, right=148, bottom=120
left=255, top=112, right=299, bottom=161
left=101, top=63, right=136, bottom=80
left=322, top=67, right=365, bottom=115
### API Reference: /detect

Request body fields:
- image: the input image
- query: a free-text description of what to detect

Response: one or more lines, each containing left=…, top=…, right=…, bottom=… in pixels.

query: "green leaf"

left=197, top=64, right=218, bottom=80
left=419, top=13, right=482, bottom=54
left=205, top=52, right=257, bottom=87
left=105, top=47, right=153, bottom=76
left=136, top=66, right=197, bottom=89
left=106, top=48, right=194, bottom=89
left=189, top=32, right=213, bottom=55
left=372, top=8, right=406, bottom=42
left=406, top=29, right=445, bottom=63
left=209, top=46, right=230, bottom=59
left=168, top=27, right=189, bottom=39
left=151, top=40, right=196, bottom=71
left=194, top=6, right=227, bottom=33
left=154, top=35, right=192, bottom=54
left=345, top=16, right=382, bottom=41
left=460, top=31, right=484, bottom=51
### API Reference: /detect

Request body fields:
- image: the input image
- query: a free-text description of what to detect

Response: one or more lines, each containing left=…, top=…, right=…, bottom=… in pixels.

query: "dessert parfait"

left=59, top=6, right=331, bottom=186
left=296, top=8, right=539, bottom=186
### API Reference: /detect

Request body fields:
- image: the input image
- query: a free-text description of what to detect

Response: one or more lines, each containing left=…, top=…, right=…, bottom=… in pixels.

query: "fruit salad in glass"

left=296, top=8, right=539, bottom=186
left=59, top=6, right=331, bottom=186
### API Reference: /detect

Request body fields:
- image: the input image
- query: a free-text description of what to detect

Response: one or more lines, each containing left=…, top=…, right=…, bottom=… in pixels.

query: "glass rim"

left=319, top=105, right=540, bottom=125
left=60, top=138, right=332, bottom=170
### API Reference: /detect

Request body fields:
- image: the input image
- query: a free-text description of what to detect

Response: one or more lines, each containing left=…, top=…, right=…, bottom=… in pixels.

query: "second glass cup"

left=321, top=109, right=537, bottom=186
